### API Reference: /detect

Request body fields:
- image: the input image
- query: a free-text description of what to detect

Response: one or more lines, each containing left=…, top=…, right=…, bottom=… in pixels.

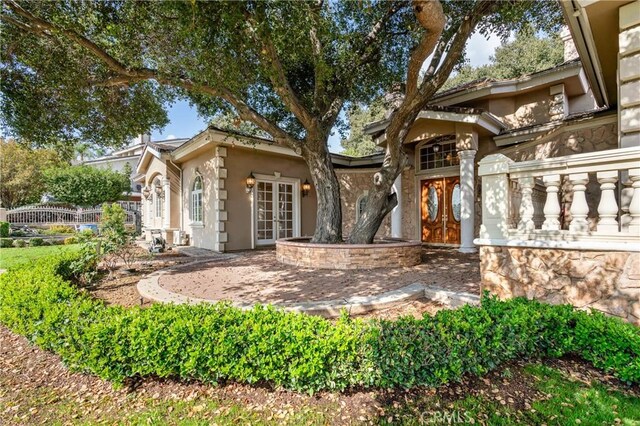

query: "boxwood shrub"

left=0, top=221, right=9, bottom=238
left=0, top=253, right=638, bottom=393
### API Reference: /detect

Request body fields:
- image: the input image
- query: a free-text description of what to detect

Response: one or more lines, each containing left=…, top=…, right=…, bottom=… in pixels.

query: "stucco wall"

left=224, top=147, right=317, bottom=251
left=180, top=150, right=218, bottom=251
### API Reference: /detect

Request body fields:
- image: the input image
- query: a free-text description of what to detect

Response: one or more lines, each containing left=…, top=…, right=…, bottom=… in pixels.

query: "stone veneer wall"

left=480, top=246, right=640, bottom=324
left=276, top=238, right=422, bottom=270
left=337, top=170, right=391, bottom=238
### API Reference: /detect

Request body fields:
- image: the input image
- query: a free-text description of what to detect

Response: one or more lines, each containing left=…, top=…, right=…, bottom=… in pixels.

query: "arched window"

left=418, top=136, right=459, bottom=171
left=154, top=178, right=163, bottom=218
left=191, top=175, right=203, bottom=223
left=356, top=193, right=368, bottom=221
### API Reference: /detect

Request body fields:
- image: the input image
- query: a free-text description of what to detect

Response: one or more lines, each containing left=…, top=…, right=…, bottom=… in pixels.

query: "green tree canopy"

left=1, top=0, right=562, bottom=243
left=0, top=139, right=66, bottom=208
left=441, top=30, right=565, bottom=91
left=340, top=98, right=386, bottom=157
left=44, top=165, right=131, bottom=207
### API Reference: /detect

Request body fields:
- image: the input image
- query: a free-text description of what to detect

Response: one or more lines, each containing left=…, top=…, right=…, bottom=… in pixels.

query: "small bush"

left=10, top=230, right=25, bottom=237
left=0, top=221, right=9, bottom=238
left=64, top=236, right=79, bottom=245
left=29, top=238, right=45, bottom=247
left=0, top=254, right=638, bottom=393
left=0, top=238, right=14, bottom=248
left=51, top=239, right=65, bottom=246
left=44, top=225, right=76, bottom=235
left=78, top=229, right=95, bottom=239
left=13, top=239, right=26, bottom=248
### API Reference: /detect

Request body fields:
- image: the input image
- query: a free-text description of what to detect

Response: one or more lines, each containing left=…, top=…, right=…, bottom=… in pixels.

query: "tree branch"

left=245, top=6, right=314, bottom=130
left=406, top=0, right=445, bottom=97
left=3, top=0, right=300, bottom=149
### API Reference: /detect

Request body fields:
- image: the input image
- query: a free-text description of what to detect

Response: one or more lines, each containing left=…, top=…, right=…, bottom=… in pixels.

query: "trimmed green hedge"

left=0, top=254, right=638, bottom=392
left=0, top=221, right=9, bottom=238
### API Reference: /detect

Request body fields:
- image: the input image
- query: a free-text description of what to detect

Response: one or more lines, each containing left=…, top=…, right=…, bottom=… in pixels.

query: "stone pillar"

left=212, top=146, right=228, bottom=252
left=619, top=1, right=640, bottom=148
left=162, top=178, right=171, bottom=229
left=478, top=154, right=514, bottom=241
left=391, top=173, right=402, bottom=238
left=0, top=208, right=6, bottom=222
left=459, top=149, right=477, bottom=253
left=629, top=168, right=640, bottom=236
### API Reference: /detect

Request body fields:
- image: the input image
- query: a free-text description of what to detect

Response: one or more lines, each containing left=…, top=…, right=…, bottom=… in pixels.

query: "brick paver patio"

left=157, top=247, right=480, bottom=305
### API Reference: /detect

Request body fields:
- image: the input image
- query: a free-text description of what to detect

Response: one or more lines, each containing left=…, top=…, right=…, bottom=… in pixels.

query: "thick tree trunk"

left=301, top=143, right=343, bottom=244
left=347, top=161, right=401, bottom=244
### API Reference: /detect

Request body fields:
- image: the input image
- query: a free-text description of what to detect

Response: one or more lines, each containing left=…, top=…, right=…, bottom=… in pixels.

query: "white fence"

left=6, top=204, right=137, bottom=226
left=476, top=146, right=640, bottom=251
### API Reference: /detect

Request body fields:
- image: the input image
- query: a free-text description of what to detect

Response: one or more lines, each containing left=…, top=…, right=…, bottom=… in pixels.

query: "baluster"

left=629, top=168, right=640, bottom=236
left=517, top=176, right=535, bottom=232
left=596, top=171, right=619, bottom=233
left=569, top=173, right=590, bottom=233
left=621, top=171, right=633, bottom=232
left=542, top=174, right=561, bottom=231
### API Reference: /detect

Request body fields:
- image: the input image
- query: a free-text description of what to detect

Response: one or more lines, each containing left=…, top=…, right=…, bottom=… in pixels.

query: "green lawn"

left=0, top=244, right=81, bottom=270
left=380, top=363, right=640, bottom=425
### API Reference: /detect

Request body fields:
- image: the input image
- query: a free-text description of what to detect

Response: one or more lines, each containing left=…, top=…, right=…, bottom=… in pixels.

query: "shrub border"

left=0, top=253, right=638, bottom=393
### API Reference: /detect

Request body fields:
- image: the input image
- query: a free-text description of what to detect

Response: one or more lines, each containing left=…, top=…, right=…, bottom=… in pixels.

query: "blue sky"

left=151, top=31, right=502, bottom=153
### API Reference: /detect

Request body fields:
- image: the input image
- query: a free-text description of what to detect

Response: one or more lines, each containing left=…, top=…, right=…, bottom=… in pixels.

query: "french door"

left=255, top=179, right=299, bottom=245
left=421, top=176, right=461, bottom=244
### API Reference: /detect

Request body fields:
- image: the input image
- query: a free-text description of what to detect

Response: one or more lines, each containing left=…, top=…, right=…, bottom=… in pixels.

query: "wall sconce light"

left=302, top=179, right=312, bottom=197
left=432, top=144, right=440, bottom=153
left=142, top=186, right=152, bottom=200
left=246, top=172, right=256, bottom=193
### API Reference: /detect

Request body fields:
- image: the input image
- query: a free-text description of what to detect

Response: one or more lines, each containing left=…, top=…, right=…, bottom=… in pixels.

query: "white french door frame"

left=250, top=173, right=301, bottom=248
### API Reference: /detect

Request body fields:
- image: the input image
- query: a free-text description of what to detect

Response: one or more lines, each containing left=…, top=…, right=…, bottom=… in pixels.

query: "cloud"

left=466, top=31, right=503, bottom=67
left=166, top=134, right=177, bottom=140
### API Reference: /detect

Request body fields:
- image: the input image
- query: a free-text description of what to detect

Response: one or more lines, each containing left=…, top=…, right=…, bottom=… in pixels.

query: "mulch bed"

left=1, top=325, right=637, bottom=425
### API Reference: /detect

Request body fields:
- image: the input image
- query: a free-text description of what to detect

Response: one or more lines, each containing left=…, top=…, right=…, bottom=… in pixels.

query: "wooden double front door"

left=421, top=177, right=462, bottom=244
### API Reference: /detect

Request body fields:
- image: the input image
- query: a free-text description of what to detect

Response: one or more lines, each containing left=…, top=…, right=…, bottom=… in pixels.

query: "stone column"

left=391, top=173, right=402, bottom=238
left=162, top=178, right=171, bottom=229
left=477, top=154, right=514, bottom=241
left=459, top=149, right=477, bottom=253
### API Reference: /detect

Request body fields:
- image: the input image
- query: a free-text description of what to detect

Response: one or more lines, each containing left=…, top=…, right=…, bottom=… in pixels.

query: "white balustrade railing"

left=6, top=204, right=137, bottom=226
left=476, top=146, right=640, bottom=250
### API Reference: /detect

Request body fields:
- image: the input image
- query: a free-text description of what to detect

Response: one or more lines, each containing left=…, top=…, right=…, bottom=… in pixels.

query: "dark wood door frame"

left=420, top=177, right=461, bottom=244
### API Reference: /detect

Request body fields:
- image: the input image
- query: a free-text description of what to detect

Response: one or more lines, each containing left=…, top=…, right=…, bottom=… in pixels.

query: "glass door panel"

left=256, top=181, right=274, bottom=244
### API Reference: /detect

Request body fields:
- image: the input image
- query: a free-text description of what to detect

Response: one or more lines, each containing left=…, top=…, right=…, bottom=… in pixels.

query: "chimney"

left=561, top=26, right=579, bottom=61
left=136, top=133, right=151, bottom=145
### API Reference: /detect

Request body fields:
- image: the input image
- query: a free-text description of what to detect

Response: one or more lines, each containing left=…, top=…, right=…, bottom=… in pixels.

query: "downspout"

left=169, top=158, right=183, bottom=239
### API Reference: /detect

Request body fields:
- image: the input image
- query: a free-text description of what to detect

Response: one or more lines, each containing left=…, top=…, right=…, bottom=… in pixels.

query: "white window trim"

left=250, top=173, right=301, bottom=248
left=190, top=175, right=204, bottom=226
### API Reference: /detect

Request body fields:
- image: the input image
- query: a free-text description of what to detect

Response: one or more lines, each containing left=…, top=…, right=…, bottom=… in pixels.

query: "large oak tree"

left=0, top=0, right=561, bottom=243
